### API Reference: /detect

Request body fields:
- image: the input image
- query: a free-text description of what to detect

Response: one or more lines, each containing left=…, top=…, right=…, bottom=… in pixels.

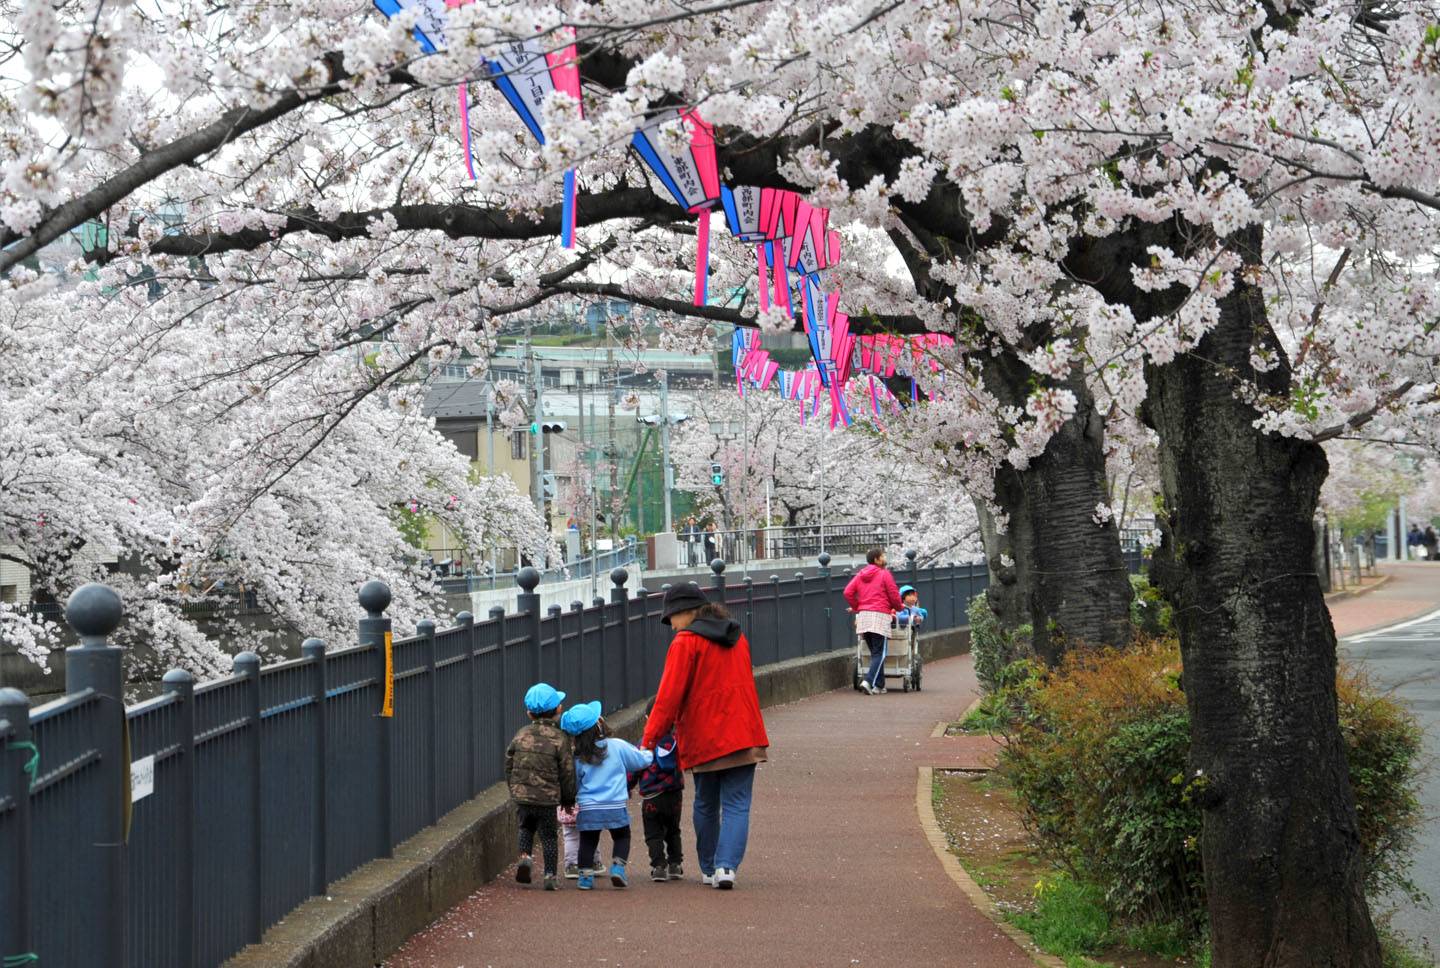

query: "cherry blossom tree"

left=6, top=0, right=1440, bottom=959
left=670, top=386, right=983, bottom=563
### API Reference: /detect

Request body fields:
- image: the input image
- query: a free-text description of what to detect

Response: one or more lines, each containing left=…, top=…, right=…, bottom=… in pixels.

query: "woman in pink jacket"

left=844, top=548, right=903, bottom=694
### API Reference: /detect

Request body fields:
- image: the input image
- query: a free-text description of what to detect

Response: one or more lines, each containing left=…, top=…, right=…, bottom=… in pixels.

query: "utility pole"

left=487, top=390, right=498, bottom=576
left=659, top=370, right=674, bottom=534
left=606, top=348, right=618, bottom=541
left=531, top=355, right=546, bottom=522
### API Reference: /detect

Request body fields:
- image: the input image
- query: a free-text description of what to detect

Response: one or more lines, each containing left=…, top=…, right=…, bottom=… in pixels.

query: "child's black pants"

left=578, top=826, right=631, bottom=869
left=642, top=790, right=684, bottom=867
left=516, top=804, right=559, bottom=875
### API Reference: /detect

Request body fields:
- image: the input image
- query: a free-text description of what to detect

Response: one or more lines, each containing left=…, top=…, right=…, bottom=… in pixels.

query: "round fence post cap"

left=610, top=567, right=629, bottom=587
left=905, top=549, right=918, bottom=563
left=161, top=668, right=195, bottom=686
left=515, top=567, right=540, bottom=592
left=0, top=686, right=30, bottom=707
left=358, top=580, right=392, bottom=616
left=66, top=583, right=123, bottom=639
left=233, top=651, right=261, bottom=673
left=301, top=638, right=326, bottom=658
left=817, top=552, right=831, bottom=567
left=417, top=619, right=437, bottom=635
left=710, top=559, right=727, bottom=575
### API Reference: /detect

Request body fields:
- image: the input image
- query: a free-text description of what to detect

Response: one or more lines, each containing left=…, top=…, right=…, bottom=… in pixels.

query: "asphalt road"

left=1343, top=604, right=1440, bottom=951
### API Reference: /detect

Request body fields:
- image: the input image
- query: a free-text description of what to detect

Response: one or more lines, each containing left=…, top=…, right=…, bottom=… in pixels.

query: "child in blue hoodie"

left=560, top=700, right=653, bottom=889
left=896, top=585, right=928, bottom=628
left=629, top=698, right=685, bottom=882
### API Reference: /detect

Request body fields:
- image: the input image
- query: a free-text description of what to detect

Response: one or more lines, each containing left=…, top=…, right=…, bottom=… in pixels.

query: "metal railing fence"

left=0, top=549, right=1136, bottom=967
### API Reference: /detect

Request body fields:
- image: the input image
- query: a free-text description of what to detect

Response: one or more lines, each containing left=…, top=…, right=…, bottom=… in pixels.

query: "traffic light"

left=538, top=421, right=567, bottom=434
left=710, top=462, right=724, bottom=486
left=541, top=472, right=557, bottom=500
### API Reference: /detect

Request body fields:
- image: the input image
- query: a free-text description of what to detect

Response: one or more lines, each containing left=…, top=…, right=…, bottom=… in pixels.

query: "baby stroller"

left=852, top=619, right=923, bottom=693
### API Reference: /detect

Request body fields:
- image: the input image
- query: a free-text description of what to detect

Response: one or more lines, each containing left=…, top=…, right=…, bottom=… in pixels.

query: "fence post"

left=610, top=568, right=631, bottom=706
left=794, top=573, right=807, bottom=659
left=418, top=619, right=438, bottom=826
left=568, top=603, right=584, bottom=698
left=743, top=576, right=754, bottom=633
left=0, top=687, right=33, bottom=968
left=64, top=583, right=127, bottom=968
left=454, top=612, right=475, bottom=797
left=358, top=580, right=393, bottom=858
left=489, top=606, right=506, bottom=750
left=300, top=639, right=328, bottom=894
left=770, top=576, right=782, bottom=658
left=905, top=550, right=918, bottom=595
left=160, top=669, right=196, bottom=963
left=818, top=553, right=833, bottom=653
left=710, top=559, right=726, bottom=603
left=516, top=567, right=542, bottom=684
left=233, top=650, right=264, bottom=942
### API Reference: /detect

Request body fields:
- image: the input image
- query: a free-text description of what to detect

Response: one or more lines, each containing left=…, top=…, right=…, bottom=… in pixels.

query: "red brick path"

left=386, top=652, right=1031, bottom=968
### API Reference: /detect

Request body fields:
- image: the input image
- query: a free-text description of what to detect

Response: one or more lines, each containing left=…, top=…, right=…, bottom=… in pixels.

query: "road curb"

left=915, top=766, right=1063, bottom=968
left=1325, top=573, right=1391, bottom=604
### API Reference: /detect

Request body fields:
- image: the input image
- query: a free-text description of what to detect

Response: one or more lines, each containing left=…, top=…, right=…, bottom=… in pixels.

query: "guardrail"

left=0, top=548, right=1141, bottom=967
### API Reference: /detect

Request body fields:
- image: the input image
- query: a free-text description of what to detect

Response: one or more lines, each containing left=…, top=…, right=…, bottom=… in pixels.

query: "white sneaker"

left=859, top=681, right=876, bottom=695
left=714, top=868, right=736, bottom=890
left=876, top=687, right=888, bottom=694
left=702, top=872, right=717, bottom=886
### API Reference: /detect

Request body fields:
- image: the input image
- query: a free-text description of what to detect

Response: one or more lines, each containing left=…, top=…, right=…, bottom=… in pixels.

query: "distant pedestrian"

left=845, top=548, right=903, bottom=695
left=561, top=701, right=653, bottom=890
left=703, top=522, right=718, bottom=564
left=684, top=515, right=700, bottom=566
left=505, top=683, right=575, bottom=891
left=629, top=699, right=685, bottom=882
left=1425, top=526, right=1439, bottom=563
left=1407, top=523, right=1424, bottom=560
left=643, top=584, right=769, bottom=890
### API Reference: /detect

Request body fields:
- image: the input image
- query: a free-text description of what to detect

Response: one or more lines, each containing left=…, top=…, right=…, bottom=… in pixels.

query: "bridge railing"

left=1, top=549, right=1128, bottom=967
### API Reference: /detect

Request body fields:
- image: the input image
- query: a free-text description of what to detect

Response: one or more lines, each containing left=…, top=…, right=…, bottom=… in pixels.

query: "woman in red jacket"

left=641, top=583, right=769, bottom=890
left=844, top=547, right=903, bottom=694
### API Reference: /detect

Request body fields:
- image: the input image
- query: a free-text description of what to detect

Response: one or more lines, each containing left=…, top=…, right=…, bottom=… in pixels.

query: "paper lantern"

left=631, top=107, right=721, bottom=304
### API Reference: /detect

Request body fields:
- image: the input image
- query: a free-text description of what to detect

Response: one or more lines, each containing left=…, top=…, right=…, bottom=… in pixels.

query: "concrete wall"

left=224, top=625, right=969, bottom=968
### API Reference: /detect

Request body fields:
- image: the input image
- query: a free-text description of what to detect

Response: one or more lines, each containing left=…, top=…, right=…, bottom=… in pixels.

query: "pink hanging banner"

left=757, top=244, right=770, bottom=313
left=694, top=207, right=711, bottom=306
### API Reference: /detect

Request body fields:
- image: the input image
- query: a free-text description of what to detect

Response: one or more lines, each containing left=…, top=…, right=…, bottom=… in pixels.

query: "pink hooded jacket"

left=843, top=564, right=903, bottom=615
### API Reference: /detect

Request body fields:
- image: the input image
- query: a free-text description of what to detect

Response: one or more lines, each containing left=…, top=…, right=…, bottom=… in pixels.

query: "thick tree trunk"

left=1145, top=226, right=1380, bottom=966
left=977, top=357, right=1133, bottom=662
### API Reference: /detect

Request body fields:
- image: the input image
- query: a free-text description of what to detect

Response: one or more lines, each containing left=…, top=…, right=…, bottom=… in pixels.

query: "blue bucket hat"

left=898, top=585, right=916, bottom=597
left=524, top=682, right=566, bottom=715
left=560, top=700, right=603, bottom=735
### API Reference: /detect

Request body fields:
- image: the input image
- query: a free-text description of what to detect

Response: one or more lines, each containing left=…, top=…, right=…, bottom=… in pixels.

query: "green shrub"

left=997, top=639, right=1424, bottom=937
left=1128, top=574, right=1174, bottom=636
left=968, top=593, right=1032, bottom=693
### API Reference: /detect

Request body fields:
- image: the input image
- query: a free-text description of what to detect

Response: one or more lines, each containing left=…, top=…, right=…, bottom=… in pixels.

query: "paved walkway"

left=386, top=653, right=1031, bottom=968
left=1337, top=562, right=1440, bottom=950
left=1330, top=562, right=1440, bottom=637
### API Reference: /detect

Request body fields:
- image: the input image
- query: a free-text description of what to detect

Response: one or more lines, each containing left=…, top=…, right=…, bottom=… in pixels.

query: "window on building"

left=0, top=585, right=15, bottom=604
left=511, top=431, right=526, bottom=460
left=441, top=429, right=478, bottom=461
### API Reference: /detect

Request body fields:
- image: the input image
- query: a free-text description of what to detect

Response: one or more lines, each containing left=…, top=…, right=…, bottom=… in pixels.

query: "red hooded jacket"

left=843, top=564, right=903, bottom=615
left=642, top=615, right=769, bottom=771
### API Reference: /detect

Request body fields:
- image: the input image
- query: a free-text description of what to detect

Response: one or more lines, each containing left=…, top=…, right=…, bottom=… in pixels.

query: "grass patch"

left=1380, top=927, right=1434, bottom=968
left=1012, top=874, right=1111, bottom=956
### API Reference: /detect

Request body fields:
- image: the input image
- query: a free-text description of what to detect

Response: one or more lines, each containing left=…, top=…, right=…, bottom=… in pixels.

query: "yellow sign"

left=381, top=630, right=394, bottom=718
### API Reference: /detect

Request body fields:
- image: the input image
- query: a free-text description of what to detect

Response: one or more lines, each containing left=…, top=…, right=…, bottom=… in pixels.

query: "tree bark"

left=977, top=355, right=1133, bottom=662
left=1144, top=225, right=1380, bottom=966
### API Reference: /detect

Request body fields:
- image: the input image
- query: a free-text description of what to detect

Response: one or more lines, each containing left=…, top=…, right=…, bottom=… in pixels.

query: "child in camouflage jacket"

left=505, top=683, right=577, bottom=890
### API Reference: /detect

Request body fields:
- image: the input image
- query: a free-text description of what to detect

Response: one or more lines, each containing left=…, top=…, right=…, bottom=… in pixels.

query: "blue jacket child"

left=895, top=585, right=928, bottom=627
left=629, top=723, right=683, bottom=799
left=560, top=700, right=653, bottom=889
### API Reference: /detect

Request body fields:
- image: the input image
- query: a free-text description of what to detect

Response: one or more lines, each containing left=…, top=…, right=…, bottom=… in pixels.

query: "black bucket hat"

left=660, top=583, right=710, bottom=625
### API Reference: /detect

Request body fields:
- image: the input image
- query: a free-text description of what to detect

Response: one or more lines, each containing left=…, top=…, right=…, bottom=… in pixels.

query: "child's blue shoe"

left=577, top=871, right=595, bottom=890
left=609, top=860, right=628, bottom=887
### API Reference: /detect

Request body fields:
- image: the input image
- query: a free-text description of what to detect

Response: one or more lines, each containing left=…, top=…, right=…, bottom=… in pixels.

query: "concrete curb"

left=915, top=766, right=1063, bottom=968
left=1324, top=573, right=1392, bottom=605
left=226, top=626, right=970, bottom=968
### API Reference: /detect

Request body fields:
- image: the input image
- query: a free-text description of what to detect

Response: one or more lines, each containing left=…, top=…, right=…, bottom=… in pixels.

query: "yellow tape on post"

left=381, top=629, right=394, bottom=718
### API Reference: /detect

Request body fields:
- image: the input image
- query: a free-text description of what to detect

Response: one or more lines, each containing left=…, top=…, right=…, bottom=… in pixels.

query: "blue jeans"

left=692, top=763, right=756, bottom=874
left=863, top=632, right=887, bottom=689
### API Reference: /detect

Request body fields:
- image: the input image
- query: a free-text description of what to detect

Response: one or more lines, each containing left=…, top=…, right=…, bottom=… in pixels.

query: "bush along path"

left=385, top=653, right=1034, bottom=968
